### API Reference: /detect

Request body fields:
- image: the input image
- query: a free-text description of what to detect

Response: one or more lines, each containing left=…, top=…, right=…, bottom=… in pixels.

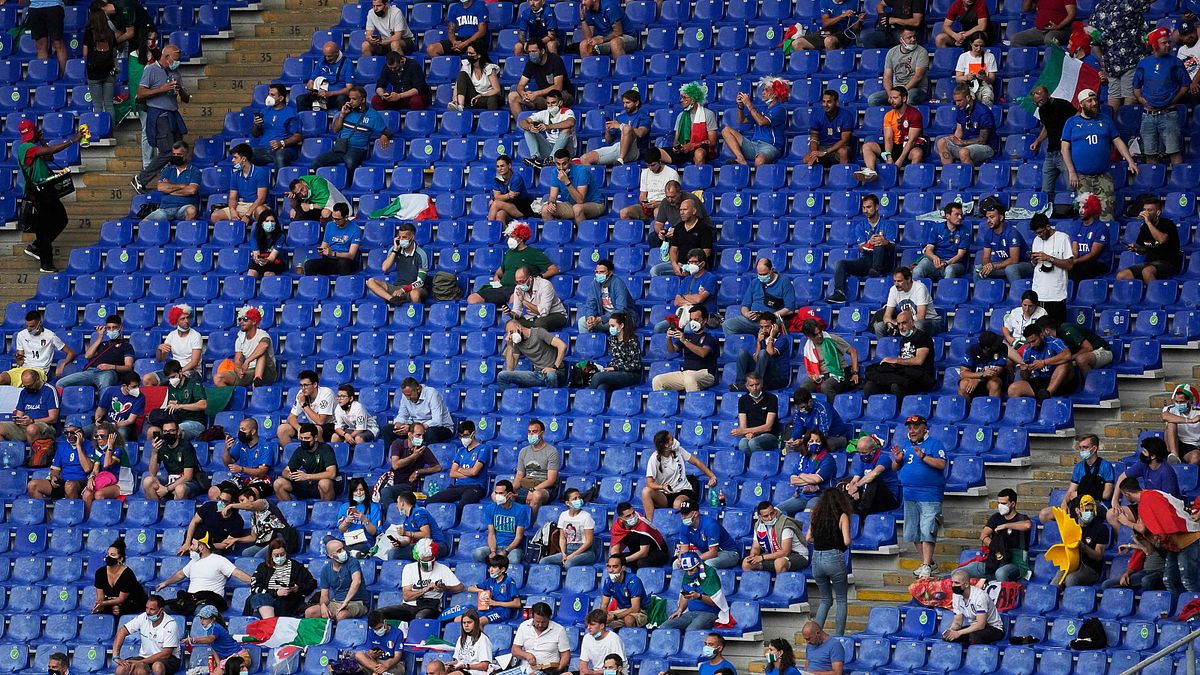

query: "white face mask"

left=127, top=386, right=140, bottom=398
left=460, top=436, right=473, bottom=448
left=374, top=626, right=389, bottom=637
left=623, top=515, right=638, bottom=526
left=681, top=263, right=698, bottom=274
left=900, top=328, right=915, bottom=338
left=506, top=237, right=520, bottom=250
left=510, top=331, right=523, bottom=345
left=168, top=376, right=181, bottom=388
left=685, top=320, right=702, bottom=333
left=493, top=493, right=507, bottom=505
left=608, top=572, right=621, bottom=582
left=264, top=95, right=277, bottom=107
left=997, top=503, right=1011, bottom=516
left=189, top=550, right=201, bottom=560
left=334, top=550, right=349, bottom=563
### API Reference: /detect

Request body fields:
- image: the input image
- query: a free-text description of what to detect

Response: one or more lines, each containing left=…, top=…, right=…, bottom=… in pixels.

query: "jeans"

left=1063, top=564, right=1099, bottom=587
left=178, top=420, right=206, bottom=442
left=57, top=369, right=118, bottom=391
left=650, top=262, right=680, bottom=277
left=734, top=349, right=790, bottom=390
left=138, top=110, right=152, bottom=167
left=313, top=145, right=369, bottom=174
left=1041, top=151, right=1066, bottom=197
left=136, top=116, right=181, bottom=187
left=738, top=433, right=779, bottom=453
left=811, top=549, right=849, bottom=636
left=242, top=544, right=270, bottom=559
left=1165, top=540, right=1200, bottom=595
left=252, top=144, right=300, bottom=172
left=779, top=491, right=822, bottom=515
left=722, top=313, right=761, bottom=336
left=660, top=611, right=717, bottom=632
left=975, top=261, right=1033, bottom=283
left=704, top=549, right=741, bottom=569
left=541, top=544, right=597, bottom=568
left=497, top=368, right=564, bottom=391
left=88, top=77, right=115, bottom=119
left=1101, top=569, right=1164, bottom=590
left=523, top=129, right=572, bottom=160
left=911, top=257, right=965, bottom=281
left=473, top=545, right=524, bottom=565
left=955, top=559, right=1022, bottom=583
left=425, top=484, right=486, bottom=519
left=832, top=246, right=895, bottom=294
left=1140, top=110, right=1183, bottom=156
left=589, top=370, right=641, bottom=392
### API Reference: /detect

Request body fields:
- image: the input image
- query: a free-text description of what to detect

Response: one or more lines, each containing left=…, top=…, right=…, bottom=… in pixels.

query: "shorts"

left=127, top=656, right=181, bottom=674
left=593, top=141, right=641, bottom=165
left=28, top=5, right=64, bottom=42
left=738, top=137, right=782, bottom=162
left=607, top=610, right=648, bottom=626
left=1089, top=347, right=1113, bottom=368
left=379, top=281, right=422, bottom=298
left=329, top=600, right=368, bottom=618
left=903, top=500, right=943, bottom=543
left=662, top=145, right=712, bottom=164
left=802, top=30, right=854, bottom=48
left=506, top=195, right=535, bottom=216
left=436, top=39, right=475, bottom=56
left=291, top=478, right=342, bottom=500
left=1125, top=260, right=1179, bottom=280
left=942, top=139, right=995, bottom=163
left=1140, top=110, right=1183, bottom=155
left=517, top=481, right=559, bottom=501
left=1107, top=69, right=1135, bottom=100
left=747, top=552, right=809, bottom=571
left=476, top=283, right=514, bottom=305
left=232, top=201, right=257, bottom=218
left=591, top=34, right=638, bottom=55
left=663, top=489, right=697, bottom=505
left=3, top=366, right=46, bottom=385
left=0, top=421, right=53, bottom=441
left=545, top=201, right=605, bottom=220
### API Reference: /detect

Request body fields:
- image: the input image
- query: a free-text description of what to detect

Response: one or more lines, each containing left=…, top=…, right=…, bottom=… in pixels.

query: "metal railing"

left=1122, top=626, right=1200, bottom=675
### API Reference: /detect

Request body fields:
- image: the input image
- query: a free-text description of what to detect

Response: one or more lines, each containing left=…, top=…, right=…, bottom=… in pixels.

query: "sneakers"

left=447, top=102, right=463, bottom=111
left=22, top=244, right=38, bottom=261
left=39, top=263, right=59, bottom=273
left=913, top=562, right=937, bottom=578
left=129, top=176, right=146, bottom=194
left=826, top=290, right=847, bottom=304
left=522, top=156, right=545, bottom=168
left=853, top=167, right=879, bottom=183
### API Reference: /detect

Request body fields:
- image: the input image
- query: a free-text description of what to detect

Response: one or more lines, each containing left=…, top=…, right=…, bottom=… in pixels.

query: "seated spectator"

left=514, top=0, right=559, bottom=55
left=863, top=310, right=936, bottom=398
left=89, top=371, right=144, bottom=444
left=337, top=477, right=383, bottom=556
left=1117, top=194, right=1182, bottom=283
left=1068, top=193, right=1112, bottom=280
left=543, top=150, right=605, bottom=224
left=427, top=0, right=488, bottom=57
left=143, top=305, right=203, bottom=386
left=579, top=261, right=637, bottom=333
left=143, top=141, right=199, bottom=222
left=651, top=249, right=717, bottom=333
left=1036, top=435, right=1112, bottom=524
left=361, top=0, right=415, bottom=55
left=616, top=150, right=678, bottom=219
left=958, top=330, right=1008, bottom=398
left=540, top=488, right=597, bottom=568
left=488, top=155, right=536, bottom=225
left=1113, top=437, right=1181, bottom=515
left=498, top=319, right=568, bottom=390
left=1029, top=214, right=1073, bottom=324
left=0, top=309, right=74, bottom=386
left=1008, top=324, right=1076, bottom=400
left=662, top=551, right=731, bottom=632
left=287, top=174, right=351, bottom=223
left=1037, top=316, right=1112, bottom=380
left=642, top=430, right=717, bottom=517
left=801, top=621, right=847, bottom=668
left=934, top=0, right=990, bottom=47
left=733, top=313, right=791, bottom=392
left=867, top=29, right=929, bottom=105
left=610, top=501, right=670, bottom=568
left=893, top=415, right=947, bottom=578
left=382, top=490, right=451, bottom=561
left=730, top=375, right=781, bottom=452
left=179, top=482, right=250, bottom=556
left=155, top=534, right=252, bottom=612
left=578, top=611, right=626, bottom=675
left=210, top=143, right=270, bottom=224
left=1001, top=291, right=1046, bottom=358
left=941, top=569, right=1005, bottom=644
left=953, top=488, right=1031, bottom=581
left=447, top=609, right=496, bottom=675
left=652, top=305, right=720, bottom=392
left=112, top=595, right=182, bottom=675
left=797, top=319, right=860, bottom=399
left=212, top=419, right=274, bottom=498
left=247, top=210, right=288, bottom=277
left=974, top=199, right=1033, bottom=282
left=1134, top=27, right=1189, bottom=164
left=587, top=312, right=644, bottom=392
left=378, top=423, right=443, bottom=503
left=650, top=195, right=715, bottom=277
left=144, top=361, right=208, bottom=441
left=273, top=423, right=340, bottom=501
left=860, top=0, right=925, bottom=49
left=573, top=0, right=636, bottom=58
left=1063, top=495, right=1108, bottom=587
left=953, top=36, right=997, bottom=104
left=744, top=500, right=809, bottom=573
left=512, top=420, right=560, bottom=520
left=386, top=377, right=455, bottom=447
left=659, top=82, right=717, bottom=166
left=507, top=265, right=569, bottom=330
left=183, top=605, right=251, bottom=675
left=827, top=193, right=896, bottom=303
left=331, top=385, right=379, bottom=445
left=779, top=429, right=837, bottom=514
left=226, top=484, right=301, bottom=558
left=141, top=419, right=207, bottom=501
left=313, top=87, right=391, bottom=173
left=94, top=539, right=148, bottom=618
left=854, top=86, right=926, bottom=183
left=426, top=420, right=490, bottom=516
left=599, top=553, right=648, bottom=627
left=366, top=224, right=431, bottom=305
left=305, top=539, right=370, bottom=620
left=467, top=221, right=560, bottom=305
left=372, top=51, right=430, bottom=111
left=723, top=257, right=796, bottom=335
left=466, top=554, right=521, bottom=625
left=508, top=41, right=575, bottom=117
left=787, top=388, right=851, bottom=452
left=763, top=639, right=801, bottom=675
left=378, top=539, right=464, bottom=621
left=250, top=84, right=302, bottom=170
left=1163, top=384, right=1200, bottom=463
left=789, top=0, right=865, bottom=51
left=301, top=204, right=361, bottom=276
left=473, top=479, right=531, bottom=564
left=520, top=92, right=575, bottom=167
left=449, top=46, right=503, bottom=111
left=913, top=202, right=971, bottom=280
left=1009, top=0, right=1074, bottom=46
left=355, top=611, right=406, bottom=675
left=27, top=425, right=88, bottom=500
left=1101, top=532, right=1165, bottom=591
left=297, top=42, right=352, bottom=111
left=804, top=89, right=857, bottom=166
left=875, top=267, right=944, bottom=336
left=721, top=77, right=790, bottom=166
left=649, top=180, right=714, bottom=249
left=57, top=314, right=135, bottom=391
left=842, top=434, right=902, bottom=515
left=510, top=602, right=572, bottom=675
left=934, top=84, right=997, bottom=165
left=677, top=500, right=740, bottom=569
left=0, top=369, right=58, bottom=454
left=279, top=369, right=336, bottom=445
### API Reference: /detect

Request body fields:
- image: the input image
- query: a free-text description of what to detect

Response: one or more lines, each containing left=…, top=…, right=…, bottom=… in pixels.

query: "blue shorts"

left=903, top=500, right=943, bottom=543
left=739, top=137, right=782, bottom=162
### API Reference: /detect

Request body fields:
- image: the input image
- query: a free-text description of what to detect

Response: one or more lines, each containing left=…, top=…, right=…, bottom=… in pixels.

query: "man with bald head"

left=863, top=310, right=935, bottom=398
left=800, top=621, right=845, bottom=671
left=131, top=44, right=191, bottom=194
left=942, top=569, right=1005, bottom=644
left=297, top=42, right=353, bottom=111
left=721, top=257, right=795, bottom=336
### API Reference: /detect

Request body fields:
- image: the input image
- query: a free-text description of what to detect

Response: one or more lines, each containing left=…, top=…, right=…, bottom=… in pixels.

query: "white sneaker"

left=853, top=167, right=879, bottom=183
left=913, top=563, right=934, bottom=578
left=447, top=102, right=463, bottom=111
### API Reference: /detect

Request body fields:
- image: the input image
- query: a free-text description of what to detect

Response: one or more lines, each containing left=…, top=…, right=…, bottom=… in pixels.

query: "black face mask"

left=238, top=431, right=254, bottom=444
left=169, top=155, right=186, bottom=166
left=341, top=403, right=352, bottom=411
left=952, top=584, right=967, bottom=596
left=161, top=433, right=178, bottom=445
left=1140, top=453, right=1154, bottom=465
left=300, top=441, right=315, bottom=451
left=104, top=556, right=119, bottom=567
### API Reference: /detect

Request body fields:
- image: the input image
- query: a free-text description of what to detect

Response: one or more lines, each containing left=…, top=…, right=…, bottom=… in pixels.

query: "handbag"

left=344, top=528, right=368, bottom=547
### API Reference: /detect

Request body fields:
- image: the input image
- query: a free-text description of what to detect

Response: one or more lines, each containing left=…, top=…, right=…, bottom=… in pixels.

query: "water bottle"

left=718, top=489, right=726, bottom=507
left=709, top=488, right=718, bottom=507
left=659, top=239, right=670, bottom=262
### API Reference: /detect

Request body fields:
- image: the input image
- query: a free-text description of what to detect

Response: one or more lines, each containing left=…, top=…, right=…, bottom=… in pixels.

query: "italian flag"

left=1139, top=490, right=1200, bottom=535
left=235, top=617, right=332, bottom=648
left=1019, top=46, right=1102, bottom=114
left=685, top=564, right=736, bottom=628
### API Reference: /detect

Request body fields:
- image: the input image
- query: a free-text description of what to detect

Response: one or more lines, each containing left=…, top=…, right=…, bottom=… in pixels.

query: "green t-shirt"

left=167, top=380, right=208, bottom=425
left=158, top=440, right=201, bottom=476
left=16, top=142, right=50, bottom=190
left=287, top=443, right=338, bottom=474
left=1058, top=322, right=1110, bottom=353
left=301, top=175, right=331, bottom=208
left=499, top=246, right=553, bottom=286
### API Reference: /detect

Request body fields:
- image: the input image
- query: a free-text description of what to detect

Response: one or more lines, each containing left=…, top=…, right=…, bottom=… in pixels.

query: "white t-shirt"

left=459, top=60, right=501, bottom=96
left=1003, top=306, right=1046, bottom=344
left=163, top=328, right=203, bottom=367
left=954, top=50, right=998, bottom=78
left=124, top=613, right=182, bottom=659
left=291, top=385, right=336, bottom=421
left=885, top=280, right=939, bottom=320
left=366, top=5, right=413, bottom=40
left=1179, top=43, right=1200, bottom=79
left=646, top=447, right=693, bottom=493
left=639, top=165, right=681, bottom=203
left=513, top=619, right=570, bottom=665
left=952, top=586, right=1004, bottom=631
left=556, top=508, right=595, bottom=548
left=14, top=327, right=65, bottom=370
left=580, top=630, right=625, bottom=669
left=453, top=632, right=494, bottom=675
left=183, top=553, right=236, bottom=595
left=235, top=329, right=273, bottom=370
left=1031, top=230, right=1072, bottom=302
left=1163, top=402, right=1200, bottom=445
left=528, top=105, right=577, bottom=144
left=400, top=561, right=461, bottom=604
left=335, top=400, right=380, bottom=435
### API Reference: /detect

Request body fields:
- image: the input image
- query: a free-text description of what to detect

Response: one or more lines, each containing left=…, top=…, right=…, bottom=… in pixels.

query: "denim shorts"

left=739, top=137, right=782, bottom=162
left=903, top=500, right=943, bottom=543
left=1140, top=110, right=1182, bottom=155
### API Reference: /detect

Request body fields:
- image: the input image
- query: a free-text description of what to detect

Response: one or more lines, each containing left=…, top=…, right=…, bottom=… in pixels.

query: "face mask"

left=264, top=95, right=277, bottom=107
left=49, top=670, right=63, bottom=675
left=1140, top=453, right=1153, bottom=465
left=761, top=518, right=777, bottom=528
left=189, top=550, right=201, bottom=560
left=238, top=432, right=254, bottom=444
left=952, top=584, right=968, bottom=596
left=1079, top=449, right=1091, bottom=460
left=176, top=323, right=190, bottom=334
left=334, top=550, right=349, bottom=563
left=105, top=556, right=119, bottom=567
left=510, top=331, right=523, bottom=345
left=300, top=441, right=314, bottom=451
left=900, top=328, right=915, bottom=338
left=900, top=43, right=916, bottom=53
left=569, top=498, right=584, bottom=510
left=623, top=515, right=638, bottom=526
left=374, top=626, right=389, bottom=637
left=28, top=327, right=42, bottom=336
left=997, top=503, right=1011, bottom=516
left=493, top=493, right=507, bottom=505
left=1080, top=511, right=1095, bottom=525
left=216, top=500, right=227, bottom=510
left=603, top=670, right=618, bottom=675
left=169, top=60, right=180, bottom=71
left=527, top=433, right=540, bottom=445
left=682, top=516, right=694, bottom=527
left=262, top=220, right=276, bottom=233
left=127, top=386, right=140, bottom=398
left=489, top=570, right=503, bottom=579
left=273, top=555, right=287, bottom=565
left=608, top=572, right=621, bottom=582
left=354, top=495, right=366, bottom=503
left=701, top=646, right=716, bottom=659
left=169, top=155, right=186, bottom=166
left=460, top=436, right=473, bottom=448
left=412, top=436, right=424, bottom=447
left=146, top=611, right=161, bottom=622
left=106, top=329, right=121, bottom=341
left=162, top=433, right=177, bottom=445
left=399, top=238, right=413, bottom=249
left=591, top=630, right=605, bottom=639
left=1172, top=403, right=1190, bottom=416
left=516, top=283, right=531, bottom=293
left=681, top=264, right=698, bottom=274
left=609, top=326, right=620, bottom=337
left=749, top=391, right=762, bottom=400
left=507, top=237, right=520, bottom=250
left=757, top=273, right=772, bottom=284
left=595, top=273, right=608, bottom=284
left=766, top=653, right=777, bottom=665
left=168, top=376, right=181, bottom=388
left=685, top=320, right=702, bottom=333
left=808, top=442, right=822, bottom=453
left=232, top=159, right=243, bottom=169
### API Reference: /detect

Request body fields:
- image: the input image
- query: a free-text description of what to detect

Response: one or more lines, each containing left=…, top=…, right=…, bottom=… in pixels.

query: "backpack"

left=532, top=522, right=561, bottom=560
left=984, top=528, right=1014, bottom=575
left=1075, top=460, right=1106, bottom=505
left=431, top=272, right=462, bottom=301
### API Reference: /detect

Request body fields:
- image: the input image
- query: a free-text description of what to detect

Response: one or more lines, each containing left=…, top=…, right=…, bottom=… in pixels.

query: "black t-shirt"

left=899, top=329, right=936, bottom=378
left=521, top=53, right=574, bottom=94
left=984, top=512, right=1030, bottom=551
left=669, top=221, right=715, bottom=258
left=1136, top=217, right=1182, bottom=270
left=197, top=501, right=249, bottom=543
left=885, top=0, right=924, bottom=21
left=1079, top=518, right=1110, bottom=572
left=1039, top=98, right=1077, bottom=151
left=738, top=391, right=779, bottom=434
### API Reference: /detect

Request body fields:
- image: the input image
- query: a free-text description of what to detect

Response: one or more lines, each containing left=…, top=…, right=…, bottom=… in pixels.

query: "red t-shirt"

left=1034, top=0, right=1072, bottom=29
left=884, top=105, right=924, bottom=145
left=946, top=0, right=989, bottom=25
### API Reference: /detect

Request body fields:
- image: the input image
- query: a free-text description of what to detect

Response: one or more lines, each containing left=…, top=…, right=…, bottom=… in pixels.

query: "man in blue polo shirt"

left=540, top=148, right=604, bottom=223
left=801, top=622, right=845, bottom=673
left=314, top=86, right=391, bottom=174
left=935, top=84, right=997, bottom=166
left=356, top=611, right=405, bottom=675
left=913, top=201, right=972, bottom=280
left=1062, top=88, right=1138, bottom=220
left=211, top=143, right=270, bottom=225
left=653, top=249, right=718, bottom=333
left=721, top=77, right=789, bottom=166
left=599, top=553, right=648, bottom=627
left=250, top=83, right=302, bottom=170
left=974, top=199, right=1032, bottom=282
left=574, top=0, right=636, bottom=59
left=427, top=0, right=489, bottom=57
left=0, top=369, right=60, bottom=450
left=805, top=89, right=856, bottom=166
left=211, top=418, right=274, bottom=500
left=1133, top=27, right=1189, bottom=164
left=723, top=257, right=796, bottom=335
left=144, top=141, right=200, bottom=222
left=677, top=501, right=740, bottom=568
left=1009, top=323, right=1075, bottom=400
left=298, top=42, right=353, bottom=111
left=891, top=415, right=947, bottom=578
left=827, top=193, right=897, bottom=303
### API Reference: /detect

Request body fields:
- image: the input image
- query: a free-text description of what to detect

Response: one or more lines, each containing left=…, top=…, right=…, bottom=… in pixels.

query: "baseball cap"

left=18, top=120, right=35, bottom=142
left=1182, top=19, right=1197, bottom=34
left=196, top=604, right=219, bottom=619
left=1077, top=88, right=1097, bottom=103
left=678, top=500, right=697, bottom=515
left=904, top=415, right=927, bottom=426
left=979, top=195, right=1005, bottom=213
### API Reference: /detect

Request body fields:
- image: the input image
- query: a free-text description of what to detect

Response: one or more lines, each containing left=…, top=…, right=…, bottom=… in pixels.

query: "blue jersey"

left=681, top=514, right=739, bottom=554
left=365, top=626, right=405, bottom=658
left=788, top=397, right=851, bottom=440
left=551, top=164, right=601, bottom=203
left=1062, top=113, right=1119, bottom=176
left=337, top=109, right=386, bottom=150
left=583, top=0, right=625, bottom=34
left=157, top=164, right=201, bottom=210
left=954, top=102, right=997, bottom=150
left=201, top=622, right=244, bottom=659
left=483, top=501, right=531, bottom=549
left=254, top=105, right=299, bottom=147
left=448, top=0, right=489, bottom=39
left=673, top=271, right=718, bottom=313
left=322, top=222, right=362, bottom=253
left=614, top=107, right=652, bottom=150
left=479, top=574, right=519, bottom=621
left=405, top=506, right=451, bottom=551
left=896, top=435, right=947, bottom=502
left=819, top=0, right=857, bottom=31
left=492, top=170, right=531, bottom=199
left=1133, top=54, right=1189, bottom=108
left=51, top=440, right=87, bottom=481
left=1072, top=220, right=1113, bottom=267
left=307, top=56, right=350, bottom=88
left=1021, top=336, right=1069, bottom=377
left=230, top=440, right=275, bottom=471
left=515, top=2, right=557, bottom=40
left=17, top=384, right=59, bottom=421
left=927, top=222, right=972, bottom=260
left=746, top=103, right=788, bottom=151
left=978, top=223, right=1027, bottom=262
left=599, top=571, right=647, bottom=609
left=809, top=105, right=855, bottom=147
left=853, top=216, right=898, bottom=248
left=860, top=449, right=901, bottom=501
left=960, top=344, right=1006, bottom=372
left=230, top=164, right=270, bottom=201
left=452, top=445, right=489, bottom=486
left=796, top=451, right=837, bottom=495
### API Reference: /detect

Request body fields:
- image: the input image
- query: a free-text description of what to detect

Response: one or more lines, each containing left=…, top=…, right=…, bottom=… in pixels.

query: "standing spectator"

left=953, top=488, right=1031, bottom=582
left=279, top=369, right=336, bottom=445
left=1134, top=27, right=1189, bottom=164
left=1062, top=88, right=1138, bottom=220
left=866, top=29, right=930, bottom=104
left=804, top=89, right=856, bottom=166
left=787, top=389, right=851, bottom=452
left=609, top=502, right=670, bottom=568
left=389, top=377, right=454, bottom=446
left=361, top=0, right=415, bottom=55
left=953, top=35, right=997, bottom=104
left=660, top=82, right=718, bottom=166
left=513, top=420, right=560, bottom=520
left=1117, top=194, right=1182, bottom=283
left=583, top=90, right=649, bottom=168
left=1001, top=290, right=1046, bottom=354
left=313, top=87, right=391, bottom=173
left=298, top=42, right=352, bottom=111
left=1069, top=193, right=1112, bottom=280
left=449, top=46, right=503, bottom=111
left=521, top=98, right=576, bottom=169
left=642, top=430, right=717, bottom=518
left=1008, top=324, right=1076, bottom=400
left=143, top=141, right=199, bottom=222
left=487, top=155, right=536, bottom=225
left=112, top=596, right=181, bottom=675
left=247, top=211, right=288, bottom=277
left=539, top=488, right=597, bottom=568
left=573, top=0, right=637, bottom=58
left=0, top=309, right=74, bottom=386
left=913, top=202, right=971, bottom=280
left=874, top=267, right=943, bottom=336
left=377, top=423, right=442, bottom=504
left=797, top=319, right=860, bottom=399
left=935, top=0, right=990, bottom=47
left=958, top=330, right=1008, bottom=398
left=1112, top=436, right=1181, bottom=506
left=83, top=0, right=118, bottom=119
left=700, top=636, right=735, bottom=675
left=723, top=257, right=796, bottom=336
left=805, top=490, right=852, bottom=635
left=934, top=84, right=997, bottom=165
left=140, top=419, right=207, bottom=501
left=367, top=222, right=429, bottom=305
left=93, top=539, right=148, bottom=618
left=578, top=611, right=626, bottom=675
left=213, top=306, right=277, bottom=388
left=16, top=120, right=83, bottom=272
left=514, top=0, right=559, bottom=55
left=721, top=77, right=790, bottom=166
left=1038, top=317, right=1112, bottom=382
left=863, top=311, right=936, bottom=398
left=743, top=501, right=809, bottom=573
left=210, top=144, right=270, bottom=224
left=58, top=314, right=134, bottom=391
left=1093, top=0, right=1151, bottom=112
left=508, top=41, right=575, bottom=118
left=305, top=539, right=370, bottom=620
left=130, top=45, right=189, bottom=195
left=892, top=415, right=947, bottom=578
left=337, top=477, right=383, bottom=556
left=579, top=261, right=637, bottom=332
left=1029, top=214, right=1074, bottom=324
left=378, top=539, right=464, bottom=621
left=497, top=320, right=568, bottom=390
left=1162, top=384, right=1200, bottom=464
left=941, top=569, right=1006, bottom=644
left=301, top=204, right=361, bottom=276
left=732, top=314, right=791, bottom=392
left=273, top=423, right=340, bottom=502
left=843, top=434, right=902, bottom=516
left=588, top=312, right=644, bottom=392
left=677, top=500, right=741, bottom=569
left=779, top=430, right=837, bottom=515
left=599, top=554, right=648, bottom=627
left=510, top=603, right=571, bottom=675
left=651, top=249, right=716, bottom=332
left=507, top=266, right=569, bottom=330
left=650, top=196, right=715, bottom=277
left=331, top=385, right=379, bottom=445
left=854, top=87, right=927, bottom=182
left=789, top=0, right=865, bottom=51
left=729, top=375, right=781, bottom=452
left=427, top=0, right=489, bottom=57
left=466, top=221, right=560, bottom=305
left=90, top=371, right=144, bottom=444
left=828, top=194, right=896, bottom=303
left=287, top=174, right=351, bottom=223
left=1028, top=85, right=1078, bottom=203
left=1009, top=0, right=1075, bottom=45
left=616, top=150, right=678, bottom=219
left=372, top=51, right=430, bottom=111
left=143, top=304, right=203, bottom=387
left=355, top=611, right=406, bottom=675
left=426, top=421, right=490, bottom=516
left=250, top=84, right=302, bottom=170
left=974, top=200, right=1033, bottom=282
left=652, top=306, right=720, bottom=392
left=473, top=480, right=531, bottom=564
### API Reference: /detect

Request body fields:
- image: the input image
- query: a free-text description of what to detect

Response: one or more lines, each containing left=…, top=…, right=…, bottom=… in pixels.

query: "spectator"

left=1037, top=434, right=1113, bottom=522
left=213, top=419, right=273, bottom=497
left=1063, top=495, right=1110, bottom=586
left=27, top=427, right=89, bottom=500
left=842, top=434, right=902, bottom=516
left=519, top=91, right=577, bottom=169
left=891, top=415, right=948, bottom=578
left=0, top=309, right=74, bottom=386
left=790, top=0, right=865, bottom=51
left=381, top=490, right=451, bottom=561
left=0, top=370, right=58, bottom=453
left=250, top=84, right=302, bottom=170
left=286, top=174, right=351, bottom=223
left=143, top=305, right=202, bottom=386
left=511, top=602, right=571, bottom=675
left=297, top=42, right=352, bottom=111
left=1102, top=532, right=1165, bottom=591
left=210, top=143, right=270, bottom=224
left=509, top=41, right=575, bottom=117
left=863, top=310, right=936, bottom=398
left=130, top=45, right=189, bottom=197
left=1029, top=214, right=1074, bottom=323
left=155, top=535, right=252, bottom=612
left=540, top=488, right=597, bottom=568
left=507, top=266, right=569, bottom=330
left=699, top=635, right=735, bottom=675
left=273, top=423, right=340, bottom=501
left=730, top=375, right=781, bottom=452
left=952, top=35, right=997, bottom=104
left=744, top=500, right=808, bottom=573
left=355, top=611, right=406, bottom=675
left=301, top=204, right=362, bottom=276
left=797, top=319, right=860, bottom=398
left=733, top=313, right=791, bottom=392
left=449, top=45, right=503, bottom=111
left=778, top=429, right=837, bottom=514
left=513, top=420, right=560, bottom=520
left=721, top=77, right=790, bottom=166
left=662, top=551, right=730, bottom=631
left=278, top=369, right=336, bottom=445
left=514, top=0, right=560, bottom=55
left=874, top=266, right=944, bottom=336
left=860, top=0, right=925, bottom=48
left=913, top=202, right=971, bottom=280
left=1010, top=0, right=1074, bottom=45
left=1117, top=194, right=1182, bottom=283
left=804, top=89, right=856, bottom=166
left=144, top=361, right=208, bottom=441
left=1113, top=437, right=1181, bottom=514
left=473, top=480, right=531, bottom=564
left=800, top=622, right=847, bottom=671
left=958, top=330, right=1008, bottom=398
left=649, top=181, right=714, bottom=249
left=974, top=200, right=1033, bottom=282
left=867, top=29, right=929, bottom=104
left=387, top=378, right=454, bottom=448
left=57, top=314, right=134, bottom=391
left=934, top=84, right=997, bottom=165
left=361, top=0, right=415, bottom=55
left=1134, top=27, right=1189, bottom=164
left=140, top=419, right=207, bottom=501
left=488, top=155, right=536, bottom=225
left=305, top=539, right=370, bottom=620
left=827, top=194, right=896, bottom=304
left=1062, top=88, right=1138, bottom=220
left=935, top=0, right=990, bottom=47
left=616, top=150, right=678, bottom=220
left=112, top=596, right=181, bottom=675
left=331, top=385, right=379, bottom=445
left=598, top=553, right=648, bottom=627
left=941, top=569, right=1005, bottom=644
left=1068, top=193, right=1112, bottom=280
left=578, top=610, right=626, bottom=675
left=179, top=481, right=249, bottom=556
left=1178, top=19, right=1200, bottom=101
left=427, top=0, right=489, bottom=57
left=1114, top=478, right=1200, bottom=594
left=336, top=477, right=383, bottom=555
left=574, top=0, right=636, bottom=58
left=642, top=430, right=717, bottom=517
left=1028, top=85, right=1078, bottom=203
left=650, top=195, right=715, bottom=277
left=498, top=319, right=568, bottom=390
left=90, top=371, right=144, bottom=444
left=651, top=249, right=717, bottom=332
left=652, top=305, right=719, bottom=392
left=372, top=51, right=430, bottom=111
left=427, top=421, right=490, bottom=515
left=579, top=261, right=637, bottom=333
left=467, top=221, right=560, bottom=305
left=226, top=485, right=300, bottom=558
left=1008, top=324, right=1076, bottom=400
left=954, top=488, right=1032, bottom=582
left=379, top=539, right=464, bottom=621
left=378, top=424, right=442, bottom=502
left=93, top=539, right=148, bottom=618
left=1089, top=0, right=1149, bottom=111
left=247, top=210, right=288, bottom=277
left=854, top=86, right=926, bottom=182
left=762, top=639, right=801, bottom=675
left=543, top=153, right=606, bottom=226
left=447, top=609, right=496, bottom=675
left=659, top=82, right=718, bottom=166
left=315, top=86, right=391, bottom=173
left=1001, top=290, right=1046, bottom=356
left=143, top=141, right=199, bottom=222
left=610, top=501, right=670, bottom=568
left=787, top=388, right=851, bottom=452
left=182, top=605, right=250, bottom=675
left=83, top=1, right=118, bottom=120
left=1163, top=384, right=1200, bottom=463
left=677, top=500, right=740, bottom=569
left=723, top=257, right=796, bottom=335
